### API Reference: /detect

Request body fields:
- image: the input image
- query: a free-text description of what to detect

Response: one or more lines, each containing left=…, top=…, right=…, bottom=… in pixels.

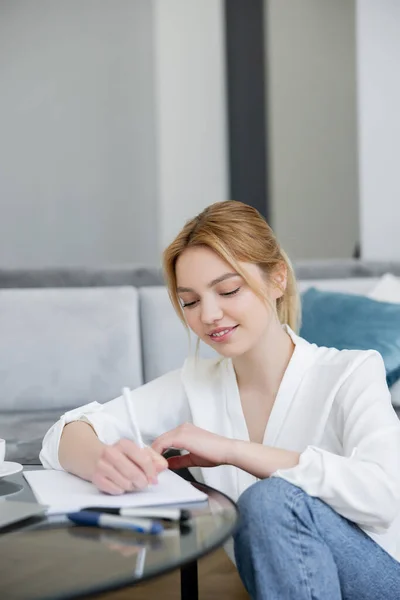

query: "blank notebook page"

left=24, top=469, right=208, bottom=515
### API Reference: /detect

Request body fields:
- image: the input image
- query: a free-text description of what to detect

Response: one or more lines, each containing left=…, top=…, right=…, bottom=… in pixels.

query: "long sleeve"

left=273, top=352, right=400, bottom=533
left=40, top=367, right=191, bottom=470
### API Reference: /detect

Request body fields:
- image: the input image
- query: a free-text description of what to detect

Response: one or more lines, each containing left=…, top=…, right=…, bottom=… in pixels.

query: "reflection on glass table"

left=0, top=468, right=239, bottom=600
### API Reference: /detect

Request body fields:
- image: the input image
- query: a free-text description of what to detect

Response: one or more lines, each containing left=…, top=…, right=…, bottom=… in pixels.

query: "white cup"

left=0, top=439, right=5, bottom=467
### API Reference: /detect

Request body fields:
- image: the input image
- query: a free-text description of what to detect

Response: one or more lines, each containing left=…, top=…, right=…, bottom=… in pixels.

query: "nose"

left=200, top=296, right=223, bottom=325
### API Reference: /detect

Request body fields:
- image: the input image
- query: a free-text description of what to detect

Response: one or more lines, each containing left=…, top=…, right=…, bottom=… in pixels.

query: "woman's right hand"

left=91, top=439, right=168, bottom=495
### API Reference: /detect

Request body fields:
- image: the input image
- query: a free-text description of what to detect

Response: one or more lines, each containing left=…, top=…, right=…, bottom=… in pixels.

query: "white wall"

left=265, top=0, right=359, bottom=260
left=153, top=0, right=228, bottom=250
left=0, top=0, right=159, bottom=267
left=0, top=1, right=228, bottom=267
left=356, top=0, right=400, bottom=260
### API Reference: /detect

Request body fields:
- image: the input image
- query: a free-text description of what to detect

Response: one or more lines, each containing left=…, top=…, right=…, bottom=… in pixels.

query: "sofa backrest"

left=0, top=287, right=143, bottom=412
left=1, top=260, right=399, bottom=290
left=0, top=266, right=163, bottom=289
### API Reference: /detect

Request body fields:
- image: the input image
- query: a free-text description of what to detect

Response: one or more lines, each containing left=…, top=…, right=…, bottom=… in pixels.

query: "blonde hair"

left=163, top=200, right=301, bottom=333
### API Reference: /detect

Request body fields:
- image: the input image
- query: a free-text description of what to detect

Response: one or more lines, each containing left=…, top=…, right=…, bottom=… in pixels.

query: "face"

left=175, top=246, right=284, bottom=358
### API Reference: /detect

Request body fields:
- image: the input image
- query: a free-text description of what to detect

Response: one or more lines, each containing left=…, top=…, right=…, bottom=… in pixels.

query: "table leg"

left=180, top=560, right=198, bottom=600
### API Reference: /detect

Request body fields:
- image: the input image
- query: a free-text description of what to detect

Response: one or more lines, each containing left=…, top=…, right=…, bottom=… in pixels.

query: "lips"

left=208, top=325, right=239, bottom=339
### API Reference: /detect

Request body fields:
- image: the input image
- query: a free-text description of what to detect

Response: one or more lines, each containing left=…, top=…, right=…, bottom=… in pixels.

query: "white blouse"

left=40, top=326, right=400, bottom=562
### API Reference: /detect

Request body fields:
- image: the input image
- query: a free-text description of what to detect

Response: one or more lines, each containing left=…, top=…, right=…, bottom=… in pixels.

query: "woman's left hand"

left=151, top=423, right=234, bottom=470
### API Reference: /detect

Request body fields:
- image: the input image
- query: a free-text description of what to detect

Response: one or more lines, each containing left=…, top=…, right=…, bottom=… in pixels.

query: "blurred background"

left=0, top=0, right=398, bottom=268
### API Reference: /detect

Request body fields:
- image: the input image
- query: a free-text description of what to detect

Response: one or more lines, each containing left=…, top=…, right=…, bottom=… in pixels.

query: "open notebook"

left=24, top=469, right=208, bottom=515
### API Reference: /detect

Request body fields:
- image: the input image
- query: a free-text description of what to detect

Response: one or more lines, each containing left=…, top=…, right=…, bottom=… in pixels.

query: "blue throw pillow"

left=300, top=287, right=400, bottom=387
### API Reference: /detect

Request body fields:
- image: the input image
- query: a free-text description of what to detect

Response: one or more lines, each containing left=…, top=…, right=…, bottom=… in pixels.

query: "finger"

left=148, top=447, right=168, bottom=472
left=118, top=440, right=158, bottom=482
left=92, top=473, right=124, bottom=495
left=99, top=459, right=148, bottom=491
left=167, top=454, right=196, bottom=470
left=150, top=438, right=166, bottom=455
left=104, top=446, right=151, bottom=484
left=114, top=440, right=158, bottom=483
left=151, top=433, right=183, bottom=456
left=97, top=460, right=136, bottom=492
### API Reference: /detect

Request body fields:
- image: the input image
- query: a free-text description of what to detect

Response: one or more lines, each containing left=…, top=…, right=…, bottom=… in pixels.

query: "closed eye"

left=221, top=287, right=241, bottom=297
left=181, top=300, right=198, bottom=308
left=181, top=287, right=241, bottom=309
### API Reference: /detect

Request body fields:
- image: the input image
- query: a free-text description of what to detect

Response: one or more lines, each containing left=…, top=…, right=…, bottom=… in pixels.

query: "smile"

left=208, top=325, right=239, bottom=342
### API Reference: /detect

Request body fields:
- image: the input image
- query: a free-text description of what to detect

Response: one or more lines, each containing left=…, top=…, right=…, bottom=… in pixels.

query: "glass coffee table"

left=0, top=467, right=239, bottom=600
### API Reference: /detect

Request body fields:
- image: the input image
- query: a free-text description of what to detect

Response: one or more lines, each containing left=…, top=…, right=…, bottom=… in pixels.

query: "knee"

left=233, top=478, right=303, bottom=558
left=237, top=476, right=303, bottom=525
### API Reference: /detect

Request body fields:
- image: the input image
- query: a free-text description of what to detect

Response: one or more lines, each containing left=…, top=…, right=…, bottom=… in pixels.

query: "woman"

left=41, top=201, right=400, bottom=599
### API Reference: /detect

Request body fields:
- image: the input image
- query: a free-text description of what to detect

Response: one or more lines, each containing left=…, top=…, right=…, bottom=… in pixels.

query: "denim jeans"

left=233, top=477, right=400, bottom=600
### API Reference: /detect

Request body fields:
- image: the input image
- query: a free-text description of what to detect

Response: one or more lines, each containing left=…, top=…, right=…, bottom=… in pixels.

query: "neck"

left=232, top=320, right=295, bottom=397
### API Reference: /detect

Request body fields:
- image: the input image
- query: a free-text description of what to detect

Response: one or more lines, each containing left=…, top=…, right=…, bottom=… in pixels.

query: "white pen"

left=122, top=387, right=145, bottom=448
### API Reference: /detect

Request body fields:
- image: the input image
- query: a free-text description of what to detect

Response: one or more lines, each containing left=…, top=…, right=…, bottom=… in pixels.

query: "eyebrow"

left=177, top=272, right=240, bottom=293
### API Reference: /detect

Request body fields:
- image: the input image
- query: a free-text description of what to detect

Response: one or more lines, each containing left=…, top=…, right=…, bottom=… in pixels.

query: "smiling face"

left=175, top=246, right=284, bottom=358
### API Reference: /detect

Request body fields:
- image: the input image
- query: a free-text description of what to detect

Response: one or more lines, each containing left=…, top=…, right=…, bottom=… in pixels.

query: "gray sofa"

left=1, top=259, right=400, bottom=465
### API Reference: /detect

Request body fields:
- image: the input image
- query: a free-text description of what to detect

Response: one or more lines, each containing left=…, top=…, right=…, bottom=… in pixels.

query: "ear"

left=271, top=263, right=287, bottom=299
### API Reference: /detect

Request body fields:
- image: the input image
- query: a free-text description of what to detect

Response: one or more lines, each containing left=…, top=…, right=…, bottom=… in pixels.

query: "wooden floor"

left=95, top=547, right=249, bottom=600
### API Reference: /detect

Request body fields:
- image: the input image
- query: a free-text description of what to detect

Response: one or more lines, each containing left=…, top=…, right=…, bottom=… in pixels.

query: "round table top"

left=0, top=467, right=239, bottom=600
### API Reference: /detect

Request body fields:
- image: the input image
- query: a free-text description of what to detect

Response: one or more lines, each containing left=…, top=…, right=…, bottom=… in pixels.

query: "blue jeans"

left=233, top=477, right=400, bottom=600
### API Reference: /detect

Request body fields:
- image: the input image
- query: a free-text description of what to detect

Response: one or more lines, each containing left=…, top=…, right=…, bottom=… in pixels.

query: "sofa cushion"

left=368, top=273, right=400, bottom=303
left=300, top=288, right=400, bottom=387
left=0, top=287, right=143, bottom=412
left=298, top=277, right=379, bottom=296
left=139, top=287, right=218, bottom=382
